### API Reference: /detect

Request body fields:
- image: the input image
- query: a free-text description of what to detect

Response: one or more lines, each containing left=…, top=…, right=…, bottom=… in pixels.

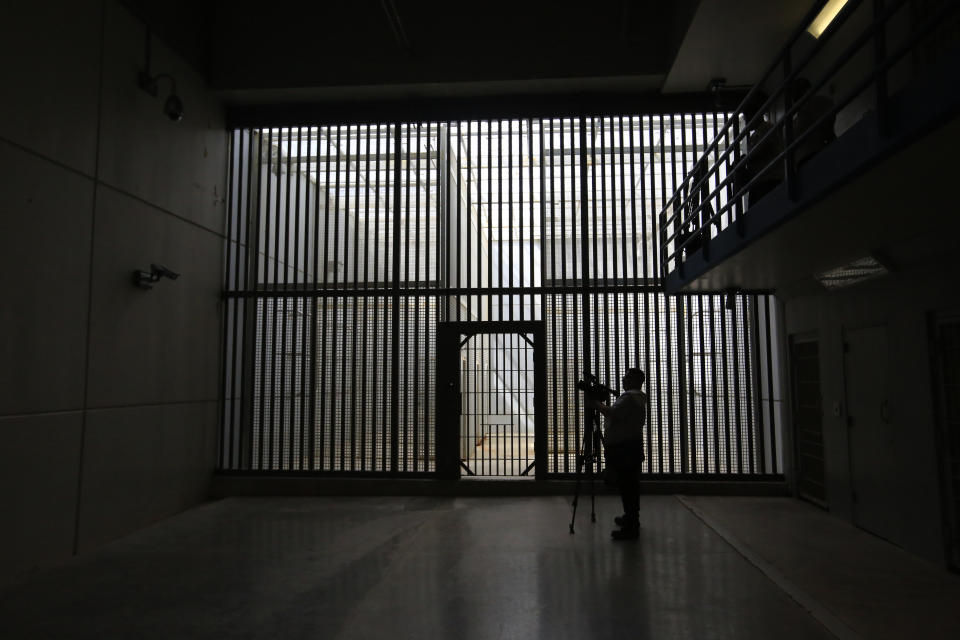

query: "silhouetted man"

left=592, top=368, right=647, bottom=540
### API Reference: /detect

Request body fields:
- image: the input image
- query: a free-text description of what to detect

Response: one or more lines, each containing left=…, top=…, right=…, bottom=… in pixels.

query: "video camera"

left=575, top=373, right=618, bottom=403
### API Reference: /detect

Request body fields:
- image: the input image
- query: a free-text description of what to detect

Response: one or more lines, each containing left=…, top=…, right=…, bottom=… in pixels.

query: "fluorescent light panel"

left=807, top=0, right=849, bottom=38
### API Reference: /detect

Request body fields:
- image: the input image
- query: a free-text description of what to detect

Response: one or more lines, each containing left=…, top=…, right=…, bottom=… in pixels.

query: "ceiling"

left=122, top=0, right=816, bottom=108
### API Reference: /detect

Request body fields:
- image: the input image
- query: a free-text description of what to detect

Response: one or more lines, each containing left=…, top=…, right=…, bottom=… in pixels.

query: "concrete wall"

left=0, top=0, right=225, bottom=585
left=782, top=255, right=959, bottom=565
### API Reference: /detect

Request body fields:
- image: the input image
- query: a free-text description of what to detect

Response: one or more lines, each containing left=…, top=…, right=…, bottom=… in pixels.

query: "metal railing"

left=658, top=0, right=960, bottom=280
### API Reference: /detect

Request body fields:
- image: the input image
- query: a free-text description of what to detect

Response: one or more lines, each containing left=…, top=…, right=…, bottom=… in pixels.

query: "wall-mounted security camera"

left=138, top=27, right=184, bottom=123
left=134, top=264, right=180, bottom=290
left=163, top=94, right=184, bottom=122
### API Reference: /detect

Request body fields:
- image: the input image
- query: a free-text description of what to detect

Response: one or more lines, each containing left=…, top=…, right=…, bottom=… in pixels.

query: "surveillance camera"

left=151, top=264, right=180, bottom=280
left=163, top=94, right=184, bottom=122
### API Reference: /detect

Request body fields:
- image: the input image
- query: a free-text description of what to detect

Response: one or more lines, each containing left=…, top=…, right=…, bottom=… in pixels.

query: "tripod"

left=569, top=408, right=605, bottom=534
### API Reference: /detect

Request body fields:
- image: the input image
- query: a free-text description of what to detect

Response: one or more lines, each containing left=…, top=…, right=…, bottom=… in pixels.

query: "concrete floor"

left=1, top=495, right=958, bottom=639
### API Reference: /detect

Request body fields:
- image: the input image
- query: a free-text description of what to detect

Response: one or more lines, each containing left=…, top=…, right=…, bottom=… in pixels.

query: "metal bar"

left=402, top=123, right=411, bottom=471
left=457, top=121, right=464, bottom=320
left=318, top=127, right=332, bottom=470
left=685, top=293, right=695, bottom=473
left=725, top=112, right=737, bottom=232
left=347, top=126, right=360, bottom=470
left=601, top=117, right=616, bottom=388
left=245, top=130, right=264, bottom=470
left=447, top=122, right=469, bottom=320
left=619, top=118, right=633, bottom=386
left=374, top=125, right=384, bottom=469
left=258, top=128, right=273, bottom=470
left=748, top=295, right=763, bottom=473
left=545, top=119, right=557, bottom=472
left=731, top=293, right=743, bottom=474
left=710, top=294, right=720, bottom=474
left=698, top=294, right=708, bottom=473
left=294, top=126, right=306, bottom=469
left=508, top=119, right=514, bottom=321
left=518, top=121, right=525, bottom=321
left=741, top=296, right=758, bottom=473
left=589, top=118, right=599, bottom=385
left=559, top=121, right=571, bottom=472
left=631, top=116, right=650, bottom=469
left=488, top=121, right=500, bottom=320
left=721, top=291, right=731, bottom=473
left=669, top=115, right=686, bottom=473
left=765, top=294, right=777, bottom=474
left=338, top=127, right=351, bottom=470
left=659, top=115, right=674, bottom=473
left=442, top=123, right=450, bottom=296
left=232, top=128, right=251, bottom=469
left=268, top=128, right=282, bottom=469
left=331, top=125, right=344, bottom=470
left=284, top=128, right=296, bottom=469
left=360, top=124, right=372, bottom=470
left=279, top=127, right=292, bottom=470
left=414, top=123, right=422, bottom=471
left=709, top=111, right=721, bottom=238
left=457, top=120, right=472, bottom=320
left=530, top=119, right=537, bottom=318
left=391, top=123, right=402, bottom=472
left=578, top=116, right=593, bottom=471
left=227, top=281, right=674, bottom=299
left=498, top=120, right=505, bottom=322
left=427, top=125, right=435, bottom=471
left=220, top=129, right=237, bottom=469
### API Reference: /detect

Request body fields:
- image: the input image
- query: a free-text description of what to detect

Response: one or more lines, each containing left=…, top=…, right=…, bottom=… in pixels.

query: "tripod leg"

left=569, top=454, right=583, bottom=534
left=589, top=454, right=597, bottom=523
left=589, top=416, right=601, bottom=523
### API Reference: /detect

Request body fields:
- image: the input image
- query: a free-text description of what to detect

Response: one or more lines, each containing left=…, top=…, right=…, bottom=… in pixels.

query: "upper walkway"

left=660, top=0, right=960, bottom=295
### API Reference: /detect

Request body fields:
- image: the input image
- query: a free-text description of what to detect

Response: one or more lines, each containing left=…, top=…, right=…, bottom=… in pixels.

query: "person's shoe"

left=611, top=527, right=639, bottom=541
left=614, top=515, right=640, bottom=529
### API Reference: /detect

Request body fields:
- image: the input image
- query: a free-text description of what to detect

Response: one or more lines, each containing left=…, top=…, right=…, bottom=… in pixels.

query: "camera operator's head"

left=622, top=368, right=645, bottom=391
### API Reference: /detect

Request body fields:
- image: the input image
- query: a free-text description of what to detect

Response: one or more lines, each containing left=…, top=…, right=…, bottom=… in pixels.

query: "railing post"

left=874, top=0, right=890, bottom=137
left=781, top=50, right=799, bottom=202
left=731, top=114, right=745, bottom=238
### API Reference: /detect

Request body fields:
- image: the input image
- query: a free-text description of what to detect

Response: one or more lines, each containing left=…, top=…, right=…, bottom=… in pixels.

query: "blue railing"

left=658, top=0, right=960, bottom=281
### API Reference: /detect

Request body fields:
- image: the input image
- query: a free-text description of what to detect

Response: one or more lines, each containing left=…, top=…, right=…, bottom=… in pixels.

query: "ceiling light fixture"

left=807, top=0, right=849, bottom=39
left=815, top=255, right=888, bottom=290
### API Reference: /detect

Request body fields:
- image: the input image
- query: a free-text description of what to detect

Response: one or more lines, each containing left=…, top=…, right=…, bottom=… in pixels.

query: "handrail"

left=658, top=0, right=960, bottom=280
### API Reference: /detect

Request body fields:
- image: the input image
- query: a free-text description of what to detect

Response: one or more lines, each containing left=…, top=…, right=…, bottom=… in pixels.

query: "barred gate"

left=220, top=116, right=783, bottom=477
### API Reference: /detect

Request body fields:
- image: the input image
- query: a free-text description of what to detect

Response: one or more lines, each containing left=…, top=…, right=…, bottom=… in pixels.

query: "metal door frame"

left=788, top=332, right=826, bottom=507
left=930, top=311, right=960, bottom=572
left=436, top=321, right=547, bottom=481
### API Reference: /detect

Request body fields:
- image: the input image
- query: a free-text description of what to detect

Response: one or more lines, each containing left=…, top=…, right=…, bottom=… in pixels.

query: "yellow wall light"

left=807, top=0, right=849, bottom=38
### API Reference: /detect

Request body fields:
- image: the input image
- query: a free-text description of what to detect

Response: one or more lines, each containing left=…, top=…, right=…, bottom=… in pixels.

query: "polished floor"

left=1, top=494, right=958, bottom=639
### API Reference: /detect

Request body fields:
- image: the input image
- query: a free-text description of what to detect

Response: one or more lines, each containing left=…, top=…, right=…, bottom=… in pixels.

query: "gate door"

left=460, top=333, right=535, bottom=477
left=436, top=321, right=546, bottom=481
